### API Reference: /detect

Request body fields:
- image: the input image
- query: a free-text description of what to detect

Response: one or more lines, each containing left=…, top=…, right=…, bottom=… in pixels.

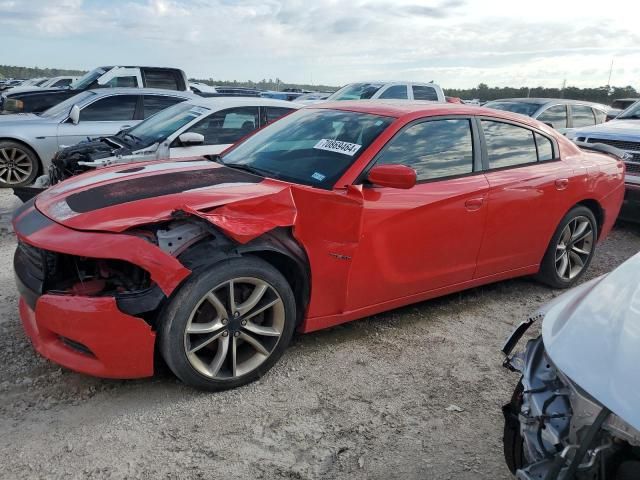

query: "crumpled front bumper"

left=19, top=295, right=156, bottom=379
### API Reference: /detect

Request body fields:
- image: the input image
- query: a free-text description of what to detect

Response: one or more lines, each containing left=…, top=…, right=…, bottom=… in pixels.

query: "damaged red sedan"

left=13, top=102, right=625, bottom=390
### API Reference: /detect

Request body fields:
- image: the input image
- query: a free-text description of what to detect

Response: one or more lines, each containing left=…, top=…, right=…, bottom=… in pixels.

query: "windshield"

left=125, top=102, right=205, bottom=146
left=327, top=83, right=385, bottom=101
left=71, top=67, right=107, bottom=90
left=222, top=108, right=393, bottom=188
left=484, top=101, right=541, bottom=117
left=40, top=91, right=96, bottom=118
left=617, top=100, right=640, bottom=120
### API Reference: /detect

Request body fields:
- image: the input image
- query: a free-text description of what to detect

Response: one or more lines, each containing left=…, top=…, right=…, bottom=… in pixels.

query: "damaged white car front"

left=502, top=254, right=640, bottom=479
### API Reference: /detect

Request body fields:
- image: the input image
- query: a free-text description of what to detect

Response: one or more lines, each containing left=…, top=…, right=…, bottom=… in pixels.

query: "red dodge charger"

left=13, top=102, right=625, bottom=390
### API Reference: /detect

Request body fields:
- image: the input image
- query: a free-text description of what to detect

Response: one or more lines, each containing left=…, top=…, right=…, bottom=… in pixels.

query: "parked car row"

left=3, top=68, right=639, bottom=479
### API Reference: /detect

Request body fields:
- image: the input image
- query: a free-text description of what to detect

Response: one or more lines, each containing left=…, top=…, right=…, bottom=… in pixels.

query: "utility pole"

left=607, top=58, right=614, bottom=90
left=560, top=79, right=566, bottom=98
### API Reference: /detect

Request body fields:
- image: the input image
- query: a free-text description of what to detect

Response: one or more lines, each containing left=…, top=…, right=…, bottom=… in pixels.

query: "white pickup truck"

left=324, top=81, right=446, bottom=102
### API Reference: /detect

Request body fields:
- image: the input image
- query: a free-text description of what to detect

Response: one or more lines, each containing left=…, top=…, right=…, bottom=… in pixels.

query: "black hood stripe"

left=65, top=166, right=262, bottom=213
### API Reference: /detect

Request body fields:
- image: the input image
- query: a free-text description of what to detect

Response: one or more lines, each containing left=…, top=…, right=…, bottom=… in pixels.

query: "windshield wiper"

left=223, top=162, right=270, bottom=178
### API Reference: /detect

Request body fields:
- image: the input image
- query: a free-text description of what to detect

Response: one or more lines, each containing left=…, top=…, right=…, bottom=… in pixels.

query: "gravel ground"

left=0, top=188, right=639, bottom=480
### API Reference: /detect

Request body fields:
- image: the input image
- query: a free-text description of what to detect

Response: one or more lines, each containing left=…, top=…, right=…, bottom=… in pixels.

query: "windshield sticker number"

left=314, top=139, right=362, bottom=156
left=311, top=172, right=326, bottom=182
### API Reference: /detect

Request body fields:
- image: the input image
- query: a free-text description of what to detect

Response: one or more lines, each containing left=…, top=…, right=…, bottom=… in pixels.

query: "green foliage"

left=188, top=77, right=338, bottom=92
left=445, top=83, right=638, bottom=105
left=0, top=65, right=86, bottom=80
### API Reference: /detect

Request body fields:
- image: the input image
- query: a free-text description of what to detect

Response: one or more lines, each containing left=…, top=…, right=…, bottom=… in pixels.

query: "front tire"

left=537, top=206, right=597, bottom=289
left=158, top=256, right=296, bottom=391
left=0, top=141, right=39, bottom=187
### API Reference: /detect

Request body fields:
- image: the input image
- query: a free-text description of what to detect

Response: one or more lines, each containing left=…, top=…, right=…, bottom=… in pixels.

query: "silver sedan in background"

left=0, top=87, right=195, bottom=187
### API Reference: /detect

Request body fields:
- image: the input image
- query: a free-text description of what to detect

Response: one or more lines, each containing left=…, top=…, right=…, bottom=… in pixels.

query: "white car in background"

left=3, top=76, right=79, bottom=95
left=42, top=97, right=301, bottom=188
left=325, top=81, right=446, bottom=102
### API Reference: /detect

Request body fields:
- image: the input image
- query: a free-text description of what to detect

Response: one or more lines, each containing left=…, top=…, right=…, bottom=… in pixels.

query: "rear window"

left=412, top=85, right=439, bottom=101
left=142, top=69, right=181, bottom=90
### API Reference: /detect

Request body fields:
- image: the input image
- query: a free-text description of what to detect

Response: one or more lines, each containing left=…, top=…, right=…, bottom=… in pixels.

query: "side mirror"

left=178, top=132, right=205, bottom=146
left=542, top=121, right=554, bottom=128
left=69, top=105, right=80, bottom=125
left=367, top=164, right=417, bottom=189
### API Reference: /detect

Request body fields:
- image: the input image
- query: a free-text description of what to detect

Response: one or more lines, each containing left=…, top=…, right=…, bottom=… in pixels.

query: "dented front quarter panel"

left=186, top=184, right=366, bottom=329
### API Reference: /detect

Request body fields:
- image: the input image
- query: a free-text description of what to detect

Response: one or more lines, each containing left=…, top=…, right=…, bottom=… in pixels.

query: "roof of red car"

left=308, top=100, right=542, bottom=128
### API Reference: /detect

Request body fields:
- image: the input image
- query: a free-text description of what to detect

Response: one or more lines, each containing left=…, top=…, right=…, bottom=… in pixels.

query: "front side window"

left=79, top=95, right=138, bottom=121
left=572, top=105, right=596, bottom=127
left=412, top=85, right=439, bottom=101
left=374, top=119, right=474, bottom=181
left=41, top=91, right=95, bottom=118
left=222, top=109, right=393, bottom=188
left=537, top=105, right=567, bottom=129
left=186, top=106, right=259, bottom=145
left=482, top=120, right=537, bottom=168
left=378, top=85, right=408, bottom=99
left=143, top=95, right=185, bottom=117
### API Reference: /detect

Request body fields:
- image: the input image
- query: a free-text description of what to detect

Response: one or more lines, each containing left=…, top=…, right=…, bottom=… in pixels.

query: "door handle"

left=465, top=197, right=484, bottom=211
left=555, top=178, right=569, bottom=190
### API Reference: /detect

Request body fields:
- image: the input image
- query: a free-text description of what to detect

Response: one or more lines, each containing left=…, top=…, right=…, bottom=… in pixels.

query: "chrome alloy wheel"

left=184, top=277, right=285, bottom=379
left=0, top=147, right=33, bottom=185
left=555, top=216, right=594, bottom=281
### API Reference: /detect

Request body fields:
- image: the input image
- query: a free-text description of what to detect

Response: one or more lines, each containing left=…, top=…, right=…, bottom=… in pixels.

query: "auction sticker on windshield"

left=314, top=139, right=362, bottom=156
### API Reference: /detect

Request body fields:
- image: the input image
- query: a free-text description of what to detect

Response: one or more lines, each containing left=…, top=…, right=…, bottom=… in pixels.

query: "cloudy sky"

left=0, top=0, right=639, bottom=88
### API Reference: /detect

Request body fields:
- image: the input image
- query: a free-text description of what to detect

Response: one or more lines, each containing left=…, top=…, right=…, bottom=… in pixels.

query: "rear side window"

left=143, top=95, right=184, bottom=118
left=537, top=105, right=567, bottom=129
left=593, top=108, right=607, bottom=124
left=186, top=106, right=259, bottom=145
left=535, top=133, right=554, bottom=161
left=412, top=85, right=439, bottom=101
left=482, top=120, right=537, bottom=168
left=142, top=69, right=181, bottom=90
left=80, top=95, right=138, bottom=121
left=265, top=107, right=295, bottom=124
left=378, top=85, right=408, bottom=99
left=375, top=118, right=474, bottom=181
left=572, top=105, right=596, bottom=127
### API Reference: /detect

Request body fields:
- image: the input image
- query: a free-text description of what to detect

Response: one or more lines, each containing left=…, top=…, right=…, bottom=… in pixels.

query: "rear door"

left=475, top=118, right=572, bottom=277
left=169, top=106, right=260, bottom=158
left=346, top=116, right=489, bottom=310
left=56, top=94, right=139, bottom=147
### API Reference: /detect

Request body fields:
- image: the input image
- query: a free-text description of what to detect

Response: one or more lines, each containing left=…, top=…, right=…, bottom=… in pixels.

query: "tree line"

left=445, top=83, right=638, bottom=105
left=0, top=65, right=86, bottom=80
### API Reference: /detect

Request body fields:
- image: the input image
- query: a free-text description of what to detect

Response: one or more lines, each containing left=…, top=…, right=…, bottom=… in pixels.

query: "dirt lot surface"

left=0, top=188, right=638, bottom=480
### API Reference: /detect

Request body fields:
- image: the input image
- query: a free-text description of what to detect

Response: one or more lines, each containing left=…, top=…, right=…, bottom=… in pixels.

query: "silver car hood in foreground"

left=541, top=253, right=640, bottom=431
left=572, top=119, right=640, bottom=139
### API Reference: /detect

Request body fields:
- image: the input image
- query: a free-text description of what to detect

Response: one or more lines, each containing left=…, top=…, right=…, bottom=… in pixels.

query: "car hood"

left=35, top=159, right=290, bottom=232
left=573, top=119, right=640, bottom=139
left=541, top=253, right=640, bottom=431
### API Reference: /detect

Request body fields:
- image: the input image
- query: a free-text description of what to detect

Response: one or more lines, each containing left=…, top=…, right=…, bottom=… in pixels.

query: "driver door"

left=346, top=117, right=489, bottom=310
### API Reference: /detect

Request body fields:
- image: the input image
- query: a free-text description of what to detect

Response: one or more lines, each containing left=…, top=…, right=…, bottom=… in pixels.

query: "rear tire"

left=537, top=206, right=597, bottom=289
left=0, top=140, right=39, bottom=187
left=158, top=256, right=296, bottom=391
